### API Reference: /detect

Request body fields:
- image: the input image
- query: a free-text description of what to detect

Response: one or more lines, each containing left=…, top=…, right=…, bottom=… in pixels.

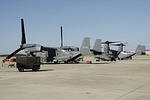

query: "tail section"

left=90, top=39, right=102, bottom=55
left=135, top=45, right=146, bottom=55
left=80, top=37, right=90, bottom=55
left=93, top=39, right=102, bottom=52
left=141, top=45, right=146, bottom=55
left=135, top=45, right=141, bottom=54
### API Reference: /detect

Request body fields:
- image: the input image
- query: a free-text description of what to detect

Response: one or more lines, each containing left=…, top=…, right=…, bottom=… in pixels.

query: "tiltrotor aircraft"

left=3, top=19, right=90, bottom=63
left=111, top=43, right=136, bottom=60
left=90, top=39, right=119, bottom=61
left=90, top=39, right=135, bottom=61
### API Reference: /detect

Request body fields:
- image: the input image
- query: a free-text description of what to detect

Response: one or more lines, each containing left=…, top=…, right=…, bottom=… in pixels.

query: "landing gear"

left=110, top=57, right=116, bottom=61
left=54, top=61, right=58, bottom=64
left=96, top=59, right=100, bottom=61
left=64, top=61, right=68, bottom=63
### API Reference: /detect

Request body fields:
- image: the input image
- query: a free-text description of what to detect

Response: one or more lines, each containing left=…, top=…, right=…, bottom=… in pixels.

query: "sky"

left=0, top=0, right=150, bottom=54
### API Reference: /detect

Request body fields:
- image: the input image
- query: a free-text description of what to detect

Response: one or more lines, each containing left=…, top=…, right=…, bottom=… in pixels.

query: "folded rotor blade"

left=60, top=26, right=63, bottom=47
left=102, top=41, right=121, bottom=44
left=124, top=42, right=128, bottom=44
left=21, top=19, right=26, bottom=45
left=6, top=47, right=22, bottom=59
left=111, top=42, right=128, bottom=46
left=111, top=44, right=121, bottom=46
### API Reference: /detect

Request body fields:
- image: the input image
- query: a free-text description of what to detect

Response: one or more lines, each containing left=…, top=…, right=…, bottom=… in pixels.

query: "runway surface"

left=0, top=56, right=150, bottom=100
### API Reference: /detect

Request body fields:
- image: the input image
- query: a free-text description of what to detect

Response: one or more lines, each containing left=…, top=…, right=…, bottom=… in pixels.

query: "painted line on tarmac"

left=114, top=82, right=150, bottom=100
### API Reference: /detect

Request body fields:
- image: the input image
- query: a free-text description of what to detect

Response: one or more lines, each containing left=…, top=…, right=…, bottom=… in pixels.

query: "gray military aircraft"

left=91, top=40, right=119, bottom=61
left=135, top=45, right=146, bottom=55
left=90, top=39, right=135, bottom=61
left=3, top=19, right=90, bottom=63
left=83, top=39, right=117, bottom=61
left=112, top=43, right=136, bottom=60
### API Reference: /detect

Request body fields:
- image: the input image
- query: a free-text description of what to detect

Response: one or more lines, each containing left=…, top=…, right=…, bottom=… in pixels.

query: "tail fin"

left=136, top=45, right=146, bottom=55
left=135, top=45, right=142, bottom=55
left=21, top=19, right=26, bottom=45
left=93, top=39, right=102, bottom=52
left=141, top=45, right=146, bottom=55
left=80, top=37, right=90, bottom=55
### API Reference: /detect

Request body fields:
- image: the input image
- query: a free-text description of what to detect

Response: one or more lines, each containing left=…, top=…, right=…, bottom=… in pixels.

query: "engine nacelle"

left=24, top=44, right=42, bottom=52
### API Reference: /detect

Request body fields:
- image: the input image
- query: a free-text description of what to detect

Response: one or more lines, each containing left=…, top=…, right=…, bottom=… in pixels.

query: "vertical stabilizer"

left=93, top=39, right=102, bottom=52
left=80, top=37, right=90, bottom=55
left=135, top=45, right=145, bottom=55
left=141, top=45, right=146, bottom=55
left=135, top=45, right=142, bottom=55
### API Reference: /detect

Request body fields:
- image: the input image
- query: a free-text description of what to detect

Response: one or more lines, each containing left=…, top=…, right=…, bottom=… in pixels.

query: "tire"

left=96, top=59, right=100, bottom=61
left=54, top=61, right=58, bottom=64
left=110, top=58, right=113, bottom=61
left=64, top=61, right=68, bottom=63
left=18, top=67, right=24, bottom=72
left=32, top=66, right=40, bottom=71
left=111, top=57, right=116, bottom=61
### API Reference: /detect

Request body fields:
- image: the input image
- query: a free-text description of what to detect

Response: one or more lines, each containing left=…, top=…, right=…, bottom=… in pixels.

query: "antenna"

left=61, top=26, right=63, bottom=47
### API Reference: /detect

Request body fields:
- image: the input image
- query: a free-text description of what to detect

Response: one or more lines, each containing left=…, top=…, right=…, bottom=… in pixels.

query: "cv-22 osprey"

left=111, top=43, right=136, bottom=60
left=90, top=39, right=119, bottom=61
left=90, top=39, right=135, bottom=61
left=3, top=19, right=90, bottom=63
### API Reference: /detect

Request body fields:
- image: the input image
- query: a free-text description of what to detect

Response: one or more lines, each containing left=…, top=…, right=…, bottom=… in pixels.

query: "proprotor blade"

left=111, top=42, right=128, bottom=46
left=6, top=47, right=22, bottom=59
left=21, top=19, right=26, bottom=45
left=102, top=41, right=121, bottom=44
left=61, top=26, right=63, bottom=47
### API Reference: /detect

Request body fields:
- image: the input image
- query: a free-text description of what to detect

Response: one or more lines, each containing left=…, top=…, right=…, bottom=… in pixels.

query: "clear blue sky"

left=0, top=0, right=150, bottom=54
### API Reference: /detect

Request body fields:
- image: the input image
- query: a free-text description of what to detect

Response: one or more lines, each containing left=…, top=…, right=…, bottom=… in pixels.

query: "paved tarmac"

left=0, top=56, right=150, bottom=100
